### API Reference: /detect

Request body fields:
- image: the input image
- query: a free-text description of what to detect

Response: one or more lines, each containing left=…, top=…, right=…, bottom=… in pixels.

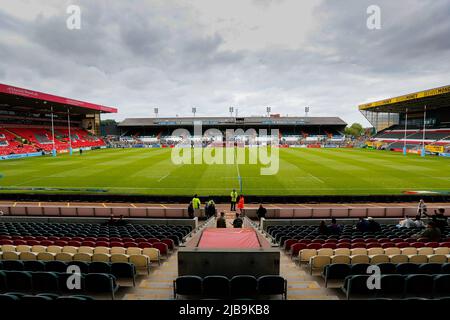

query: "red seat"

left=324, top=239, right=338, bottom=243
left=110, top=241, right=124, bottom=247
left=68, top=241, right=81, bottom=247
left=396, top=242, right=410, bottom=248
left=48, top=236, right=59, bottom=241
left=109, top=237, right=122, bottom=242
left=40, top=240, right=54, bottom=246
left=14, top=240, right=27, bottom=245
left=411, top=242, right=425, bottom=248
left=336, top=243, right=351, bottom=248
left=322, top=243, right=337, bottom=249
left=290, top=243, right=307, bottom=256
left=135, top=238, right=147, bottom=243
left=95, top=241, right=109, bottom=247
left=381, top=242, right=394, bottom=248
left=306, top=243, right=322, bottom=250
left=439, top=242, right=450, bottom=247
left=311, top=239, right=325, bottom=244
left=378, top=238, right=390, bottom=243
left=54, top=240, right=68, bottom=247
left=338, top=239, right=351, bottom=243
left=364, top=238, right=377, bottom=243
left=122, top=237, right=134, bottom=243
left=60, top=237, right=72, bottom=241
left=284, top=239, right=297, bottom=251
left=72, top=237, right=83, bottom=242
left=96, top=237, right=110, bottom=242
left=11, top=236, right=23, bottom=240
left=84, top=237, right=96, bottom=242
left=0, top=236, right=12, bottom=240
left=26, top=240, right=40, bottom=246
left=351, top=242, right=366, bottom=249
left=22, top=236, right=35, bottom=241
left=34, top=236, right=47, bottom=241
left=352, top=238, right=364, bottom=243
left=81, top=241, right=96, bottom=247
left=161, top=239, right=175, bottom=250
left=124, top=242, right=138, bottom=248
left=153, top=242, right=168, bottom=256
left=366, top=242, right=380, bottom=249
left=425, top=242, right=439, bottom=248
left=0, top=239, right=13, bottom=245
left=147, top=238, right=160, bottom=244
left=391, top=238, right=404, bottom=243
left=138, top=242, right=153, bottom=249
left=298, top=239, right=311, bottom=244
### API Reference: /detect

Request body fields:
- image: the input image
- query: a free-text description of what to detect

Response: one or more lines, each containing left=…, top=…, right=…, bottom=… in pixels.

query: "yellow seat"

left=351, top=254, right=370, bottom=264
left=37, top=252, right=55, bottom=261
left=16, top=245, right=32, bottom=253
left=62, top=246, right=78, bottom=254
left=31, top=245, right=47, bottom=253
left=142, top=248, right=160, bottom=264
left=47, top=246, right=63, bottom=254
left=317, top=248, right=334, bottom=257
left=334, top=248, right=351, bottom=256
left=2, top=251, right=20, bottom=260
left=20, top=252, right=37, bottom=261
left=367, top=248, right=384, bottom=256
left=428, top=254, right=447, bottom=263
left=350, top=248, right=367, bottom=256
left=401, top=247, right=417, bottom=256
left=78, top=247, right=94, bottom=254
left=409, top=255, right=428, bottom=264
left=111, top=247, right=126, bottom=255
left=370, top=254, right=390, bottom=264
left=417, top=247, right=434, bottom=255
left=434, top=247, right=450, bottom=255
left=92, top=253, right=111, bottom=262
left=73, top=252, right=92, bottom=262
left=390, top=254, right=409, bottom=264
left=1, top=245, right=16, bottom=252
left=110, top=253, right=129, bottom=263
left=384, top=247, right=401, bottom=256
left=94, top=247, right=110, bottom=255
left=126, top=248, right=143, bottom=255
left=331, top=255, right=351, bottom=264
left=299, top=249, right=317, bottom=263
left=309, top=255, right=331, bottom=275
left=129, top=254, right=151, bottom=275
left=55, top=252, right=74, bottom=262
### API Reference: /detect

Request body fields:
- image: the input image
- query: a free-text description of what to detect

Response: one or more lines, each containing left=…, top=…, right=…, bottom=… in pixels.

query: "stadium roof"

left=358, top=84, right=450, bottom=113
left=0, top=83, right=117, bottom=114
left=119, top=116, right=347, bottom=127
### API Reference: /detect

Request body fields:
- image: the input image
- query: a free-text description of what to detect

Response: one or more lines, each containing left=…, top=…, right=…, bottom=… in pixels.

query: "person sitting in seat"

left=328, top=218, right=342, bottom=234
left=232, top=213, right=243, bottom=228
left=417, top=221, right=441, bottom=242
left=355, top=217, right=368, bottom=232
left=397, top=215, right=416, bottom=228
left=367, top=217, right=381, bottom=232
left=216, top=212, right=227, bottom=228
left=414, top=215, right=425, bottom=228
left=318, top=220, right=328, bottom=235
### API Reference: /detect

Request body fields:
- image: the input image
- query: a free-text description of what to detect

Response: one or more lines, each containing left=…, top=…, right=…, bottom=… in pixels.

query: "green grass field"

left=0, top=147, right=449, bottom=196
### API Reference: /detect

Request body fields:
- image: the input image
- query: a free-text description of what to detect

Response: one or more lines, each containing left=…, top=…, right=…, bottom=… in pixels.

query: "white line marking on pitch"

left=158, top=173, right=170, bottom=182
left=307, top=173, right=325, bottom=184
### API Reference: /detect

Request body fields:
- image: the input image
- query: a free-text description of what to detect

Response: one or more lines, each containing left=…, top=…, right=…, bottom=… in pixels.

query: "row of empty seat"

left=174, top=275, right=287, bottom=299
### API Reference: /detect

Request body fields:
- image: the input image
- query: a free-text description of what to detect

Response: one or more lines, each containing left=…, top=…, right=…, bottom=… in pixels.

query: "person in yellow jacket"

left=192, top=194, right=201, bottom=209
left=230, top=189, right=238, bottom=211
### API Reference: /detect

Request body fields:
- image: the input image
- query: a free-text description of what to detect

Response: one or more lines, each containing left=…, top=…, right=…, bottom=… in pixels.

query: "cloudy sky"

left=1, top=0, right=449, bottom=125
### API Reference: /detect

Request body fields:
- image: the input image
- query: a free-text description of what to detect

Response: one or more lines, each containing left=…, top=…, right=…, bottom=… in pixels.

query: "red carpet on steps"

left=197, top=228, right=261, bottom=248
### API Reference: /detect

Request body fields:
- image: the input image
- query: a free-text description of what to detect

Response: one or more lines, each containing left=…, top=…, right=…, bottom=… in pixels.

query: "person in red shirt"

left=237, top=194, right=245, bottom=215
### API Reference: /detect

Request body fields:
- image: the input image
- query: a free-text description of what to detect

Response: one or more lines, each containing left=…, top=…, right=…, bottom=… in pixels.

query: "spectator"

left=417, top=199, right=427, bottom=216
left=417, top=221, right=441, bottom=242
left=318, top=220, right=328, bottom=235
left=187, top=201, right=194, bottom=219
left=414, top=215, right=425, bottom=228
left=328, top=218, right=342, bottom=234
left=423, top=207, right=448, bottom=233
left=216, top=212, right=227, bottom=228
left=397, top=215, right=416, bottom=228
left=367, top=217, right=381, bottom=232
left=232, top=213, right=243, bottom=228
left=230, top=189, right=238, bottom=211
left=256, top=204, right=267, bottom=220
left=206, top=199, right=216, bottom=218
left=192, top=194, right=201, bottom=210
left=237, top=194, right=245, bottom=215
left=355, top=217, right=369, bottom=232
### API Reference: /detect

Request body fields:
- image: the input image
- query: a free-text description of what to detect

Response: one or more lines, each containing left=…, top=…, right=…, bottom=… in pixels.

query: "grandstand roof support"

left=421, top=105, right=427, bottom=157
left=403, top=108, right=408, bottom=155
left=67, top=107, right=73, bottom=155
left=51, top=106, right=56, bottom=157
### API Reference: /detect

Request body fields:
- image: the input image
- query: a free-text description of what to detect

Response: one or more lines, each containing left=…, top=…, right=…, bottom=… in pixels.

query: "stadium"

left=1, top=0, right=450, bottom=316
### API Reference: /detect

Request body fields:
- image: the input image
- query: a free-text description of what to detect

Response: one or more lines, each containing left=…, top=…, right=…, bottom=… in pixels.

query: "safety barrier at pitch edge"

left=0, top=206, right=205, bottom=218
left=243, top=207, right=450, bottom=219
